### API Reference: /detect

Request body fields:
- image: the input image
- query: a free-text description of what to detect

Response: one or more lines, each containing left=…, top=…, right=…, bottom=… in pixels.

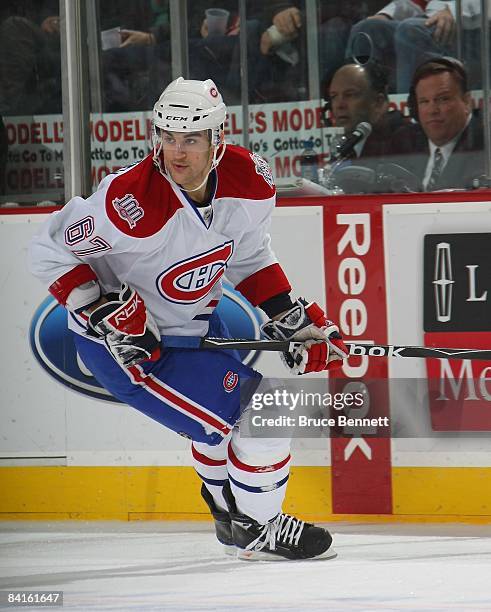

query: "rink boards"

left=1, top=191, right=491, bottom=521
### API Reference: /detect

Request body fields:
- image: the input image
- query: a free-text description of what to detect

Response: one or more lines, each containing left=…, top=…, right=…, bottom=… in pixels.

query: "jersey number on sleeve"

left=65, top=216, right=112, bottom=256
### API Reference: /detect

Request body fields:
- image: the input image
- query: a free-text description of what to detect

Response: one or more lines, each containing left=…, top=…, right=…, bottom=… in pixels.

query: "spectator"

left=0, top=0, right=61, bottom=116
left=346, top=1, right=457, bottom=92
left=102, top=0, right=266, bottom=107
left=255, top=1, right=309, bottom=101
left=188, top=1, right=308, bottom=103
left=186, top=1, right=266, bottom=104
left=318, top=1, right=372, bottom=89
left=327, top=62, right=407, bottom=159
left=102, top=0, right=310, bottom=104
left=391, top=56, right=485, bottom=190
left=101, top=0, right=172, bottom=111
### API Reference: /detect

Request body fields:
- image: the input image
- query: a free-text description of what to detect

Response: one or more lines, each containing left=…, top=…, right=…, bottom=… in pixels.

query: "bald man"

left=327, top=62, right=407, bottom=164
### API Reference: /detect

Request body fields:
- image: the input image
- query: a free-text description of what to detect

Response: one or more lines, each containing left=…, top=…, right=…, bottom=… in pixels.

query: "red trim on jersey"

left=105, top=155, right=183, bottom=238
left=216, top=145, right=276, bottom=201
left=48, top=265, right=98, bottom=305
left=128, top=366, right=232, bottom=437
left=235, top=263, right=291, bottom=306
left=228, top=444, right=290, bottom=473
left=191, top=444, right=227, bottom=466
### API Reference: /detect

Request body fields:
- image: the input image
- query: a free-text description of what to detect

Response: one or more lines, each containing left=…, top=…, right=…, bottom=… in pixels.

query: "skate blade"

left=237, top=546, right=337, bottom=562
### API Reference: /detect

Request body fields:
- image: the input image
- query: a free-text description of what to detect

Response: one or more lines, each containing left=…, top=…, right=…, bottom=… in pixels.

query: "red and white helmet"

left=153, top=77, right=227, bottom=134
left=152, top=77, right=227, bottom=190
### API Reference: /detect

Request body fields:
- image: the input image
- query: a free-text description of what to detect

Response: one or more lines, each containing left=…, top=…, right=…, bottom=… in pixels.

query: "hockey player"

left=29, top=77, right=348, bottom=561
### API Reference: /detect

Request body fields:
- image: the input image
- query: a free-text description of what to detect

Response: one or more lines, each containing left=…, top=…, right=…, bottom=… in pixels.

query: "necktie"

left=426, top=147, right=444, bottom=191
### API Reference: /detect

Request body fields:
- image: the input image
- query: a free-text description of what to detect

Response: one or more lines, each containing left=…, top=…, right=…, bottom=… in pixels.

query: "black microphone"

left=334, top=122, right=372, bottom=159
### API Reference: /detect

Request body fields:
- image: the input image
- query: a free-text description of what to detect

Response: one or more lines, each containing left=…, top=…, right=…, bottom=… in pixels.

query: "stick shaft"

left=161, top=336, right=491, bottom=361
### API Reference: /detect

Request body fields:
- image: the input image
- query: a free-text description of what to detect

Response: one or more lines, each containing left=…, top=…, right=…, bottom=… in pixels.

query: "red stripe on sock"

left=192, top=444, right=227, bottom=466
left=228, top=444, right=290, bottom=473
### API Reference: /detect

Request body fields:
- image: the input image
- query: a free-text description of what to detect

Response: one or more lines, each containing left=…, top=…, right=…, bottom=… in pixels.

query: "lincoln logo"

left=425, top=234, right=490, bottom=332
left=433, top=242, right=454, bottom=322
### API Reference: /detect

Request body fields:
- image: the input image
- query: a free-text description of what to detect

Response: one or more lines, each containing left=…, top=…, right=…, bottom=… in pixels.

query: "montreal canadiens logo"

left=223, top=371, right=239, bottom=393
left=157, top=241, right=234, bottom=304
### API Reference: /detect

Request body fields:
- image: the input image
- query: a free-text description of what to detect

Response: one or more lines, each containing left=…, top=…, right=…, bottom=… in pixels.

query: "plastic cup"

left=101, top=27, right=121, bottom=50
left=205, top=8, right=230, bottom=36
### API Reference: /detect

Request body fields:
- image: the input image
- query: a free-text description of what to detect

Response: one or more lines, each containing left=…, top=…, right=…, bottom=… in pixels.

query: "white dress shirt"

left=422, top=113, right=472, bottom=190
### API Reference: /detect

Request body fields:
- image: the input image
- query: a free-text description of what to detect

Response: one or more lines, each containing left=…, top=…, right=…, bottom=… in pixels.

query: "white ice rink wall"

left=1, top=192, right=491, bottom=521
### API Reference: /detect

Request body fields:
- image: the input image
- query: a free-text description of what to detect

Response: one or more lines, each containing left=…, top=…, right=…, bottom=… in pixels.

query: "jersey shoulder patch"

left=215, top=145, right=276, bottom=201
left=104, top=155, right=182, bottom=237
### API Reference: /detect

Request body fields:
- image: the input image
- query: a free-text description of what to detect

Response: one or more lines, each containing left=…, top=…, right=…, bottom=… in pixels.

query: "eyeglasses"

left=160, top=133, right=211, bottom=153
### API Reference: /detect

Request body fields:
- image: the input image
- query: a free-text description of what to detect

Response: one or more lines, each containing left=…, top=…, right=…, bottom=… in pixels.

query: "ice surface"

left=1, top=521, right=491, bottom=611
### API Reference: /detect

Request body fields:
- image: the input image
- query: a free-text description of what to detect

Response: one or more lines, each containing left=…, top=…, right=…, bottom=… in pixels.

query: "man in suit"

left=393, top=56, right=485, bottom=191
left=325, top=61, right=409, bottom=192
left=327, top=61, right=407, bottom=158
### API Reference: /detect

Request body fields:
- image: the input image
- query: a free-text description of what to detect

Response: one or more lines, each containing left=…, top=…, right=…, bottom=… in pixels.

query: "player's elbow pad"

left=66, top=281, right=102, bottom=313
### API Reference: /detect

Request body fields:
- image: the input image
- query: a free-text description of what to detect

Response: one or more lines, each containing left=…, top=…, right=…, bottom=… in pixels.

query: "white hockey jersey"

left=29, top=145, right=291, bottom=337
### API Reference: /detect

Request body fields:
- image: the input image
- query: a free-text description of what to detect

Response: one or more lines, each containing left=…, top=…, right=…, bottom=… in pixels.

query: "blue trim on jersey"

left=193, top=314, right=212, bottom=321
left=182, top=170, right=217, bottom=229
left=228, top=474, right=289, bottom=493
left=195, top=473, right=228, bottom=487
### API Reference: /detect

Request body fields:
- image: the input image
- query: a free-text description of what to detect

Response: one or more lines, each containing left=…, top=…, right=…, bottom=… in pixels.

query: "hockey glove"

left=88, top=283, right=161, bottom=368
left=261, top=298, right=348, bottom=375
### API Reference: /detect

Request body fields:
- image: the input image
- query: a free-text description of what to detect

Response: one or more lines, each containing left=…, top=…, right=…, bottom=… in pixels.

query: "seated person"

left=187, top=1, right=264, bottom=105
left=346, top=0, right=457, bottom=92
left=390, top=56, right=485, bottom=191
left=101, top=0, right=171, bottom=111
left=254, top=1, right=308, bottom=102
left=318, top=1, right=375, bottom=89
left=0, top=0, right=61, bottom=116
left=327, top=61, right=407, bottom=156
left=327, top=62, right=416, bottom=193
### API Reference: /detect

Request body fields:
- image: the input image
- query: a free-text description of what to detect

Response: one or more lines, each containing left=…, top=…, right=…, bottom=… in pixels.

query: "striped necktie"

left=426, top=147, right=444, bottom=191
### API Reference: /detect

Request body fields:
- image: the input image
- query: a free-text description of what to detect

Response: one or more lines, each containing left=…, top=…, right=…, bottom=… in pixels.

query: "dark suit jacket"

left=360, top=109, right=408, bottom=161
left=388, top=113, right=486, bottom=191
left=330, top=109, right=411, bottom=193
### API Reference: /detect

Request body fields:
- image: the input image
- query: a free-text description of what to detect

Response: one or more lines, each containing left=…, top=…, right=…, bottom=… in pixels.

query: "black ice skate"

left=223, top=483, right=337, bottom=561
left=200, top=484, right=235, bottom=556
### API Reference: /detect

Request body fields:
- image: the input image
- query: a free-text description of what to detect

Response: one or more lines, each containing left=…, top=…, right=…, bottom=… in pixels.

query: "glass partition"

left=1, top=0, right=489, bottom=206
left=315, top=0, right=491, bottom=196
left=85, top=0, right=171, bottom=192
left=0, top=0, right=63, bottom=205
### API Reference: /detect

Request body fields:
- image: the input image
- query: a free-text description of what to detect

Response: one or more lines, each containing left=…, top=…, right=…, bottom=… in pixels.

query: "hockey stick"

left=161, top=336, right=491, bottom=361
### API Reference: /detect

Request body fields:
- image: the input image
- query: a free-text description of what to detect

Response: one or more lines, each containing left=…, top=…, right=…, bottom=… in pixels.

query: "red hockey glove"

left=88, top=284, right=161, bottom=368
left=261, top=298, right=348, bottom=375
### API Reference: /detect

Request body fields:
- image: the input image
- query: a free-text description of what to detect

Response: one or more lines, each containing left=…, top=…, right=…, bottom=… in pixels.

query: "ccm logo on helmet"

left=166, top=115, right=187, bottom=121
left=157, top=241, right=234, bottom=304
